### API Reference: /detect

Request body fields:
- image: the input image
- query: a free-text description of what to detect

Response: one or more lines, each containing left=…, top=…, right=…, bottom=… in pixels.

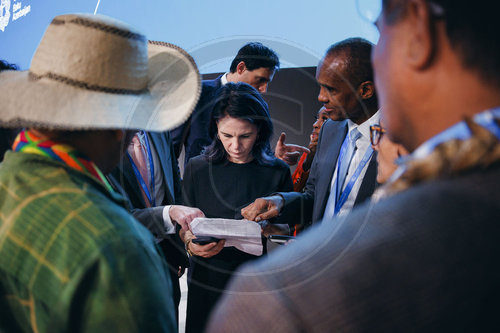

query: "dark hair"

left=383, top=0, right=500, bottom=88
left=326, top=38, right=375, bottom=89
left=0, top=60, right=18, bottom=72
left=229, top=42, right=280, bottom=73
left=325, top=38, right=378, bottom=107
left=202, top=82, right=275, bottom=164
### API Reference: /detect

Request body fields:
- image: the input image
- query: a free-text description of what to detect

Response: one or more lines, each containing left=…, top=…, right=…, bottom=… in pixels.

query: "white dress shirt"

left=220, top=72, right=230, bottom=86
left=324, top=111, right=380, bottom=218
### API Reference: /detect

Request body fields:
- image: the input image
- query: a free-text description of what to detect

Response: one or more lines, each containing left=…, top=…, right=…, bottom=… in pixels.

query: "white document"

left=190, top=217, right=263, bottom=256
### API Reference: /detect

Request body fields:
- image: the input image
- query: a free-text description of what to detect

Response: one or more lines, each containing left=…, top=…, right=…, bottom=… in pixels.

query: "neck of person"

left=30, top=128, right=126, bottom=173
left=225, top=71, right=239, bottom=83
left=350, top=104, right=378, bottom=126
left=408, top=75, right=500, bottom=152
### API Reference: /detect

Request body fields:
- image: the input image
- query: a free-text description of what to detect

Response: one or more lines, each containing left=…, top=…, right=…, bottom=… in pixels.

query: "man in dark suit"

left=170, top=42, right=279, bottom=164
left=109, top=130, right=203, bottom=321
left=208, top=0, right=500, bottom=331
left=171, top=42, right=309, bottom=167
left=242, top=38, right=379, bottom=227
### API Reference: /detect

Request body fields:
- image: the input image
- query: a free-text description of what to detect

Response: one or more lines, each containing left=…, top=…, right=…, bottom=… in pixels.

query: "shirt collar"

left=347, top=110, right=381, bottom=142
left=220, top=72, right=230, bottom=86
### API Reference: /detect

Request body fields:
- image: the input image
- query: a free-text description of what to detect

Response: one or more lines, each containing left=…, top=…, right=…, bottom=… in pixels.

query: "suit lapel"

left=315, top=121, right=348, bottom=217
left=149, top=132, right=175, bottom=205
left=117, top=151, right=147, bottom=208
left=354, top=153, right=378, bottom=206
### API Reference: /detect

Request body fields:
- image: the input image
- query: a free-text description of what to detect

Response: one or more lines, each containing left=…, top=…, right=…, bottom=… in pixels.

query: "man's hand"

left=274, top=132, right=310, bottom=166
left=241, top=195, right=284, bottom=222
left=169, top=205, right=204, bottom=231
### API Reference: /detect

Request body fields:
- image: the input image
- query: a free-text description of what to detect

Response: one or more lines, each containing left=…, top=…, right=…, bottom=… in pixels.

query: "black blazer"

left=170, top=76, right=223, bottom=164
left=109, top=131, right=188, bottom=268
left=279, top=119, right=378, bottom=227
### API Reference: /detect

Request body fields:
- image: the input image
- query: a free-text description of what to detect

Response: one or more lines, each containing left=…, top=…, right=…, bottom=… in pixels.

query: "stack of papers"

left=190, top=217, right=263, bottom=256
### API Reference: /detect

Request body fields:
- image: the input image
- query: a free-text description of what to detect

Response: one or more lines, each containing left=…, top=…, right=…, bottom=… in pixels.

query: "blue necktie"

left=336, top=128, right=361, bottom=200
left=323, top=128, right=361, bottom=219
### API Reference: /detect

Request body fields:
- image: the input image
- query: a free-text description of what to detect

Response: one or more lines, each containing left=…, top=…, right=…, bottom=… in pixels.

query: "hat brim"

left=0, top=41, right=201, bottom=132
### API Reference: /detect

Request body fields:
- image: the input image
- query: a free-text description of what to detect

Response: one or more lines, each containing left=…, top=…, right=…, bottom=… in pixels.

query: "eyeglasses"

left=356, top=0, right=444, bottom=24
left=370, top=124, right=386, bottom=146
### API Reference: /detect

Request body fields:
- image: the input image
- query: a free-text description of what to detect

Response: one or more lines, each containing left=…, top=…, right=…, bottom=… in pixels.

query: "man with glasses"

left=208, top=0, right=500, bottom=331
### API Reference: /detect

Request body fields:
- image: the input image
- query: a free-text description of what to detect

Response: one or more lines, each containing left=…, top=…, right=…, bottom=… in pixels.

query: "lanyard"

left=127, top=131, right=156, bottom=206
left=334, top=136, right=374, bottom=215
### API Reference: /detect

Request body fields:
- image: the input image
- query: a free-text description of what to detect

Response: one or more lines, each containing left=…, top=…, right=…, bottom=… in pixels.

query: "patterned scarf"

left=12, top=130, right=114, bottom=193
left=375, top=118, right=500, bottom=199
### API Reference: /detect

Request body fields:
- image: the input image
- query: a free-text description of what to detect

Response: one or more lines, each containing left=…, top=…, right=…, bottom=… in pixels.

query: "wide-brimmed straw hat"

left=0, top=13, right=201, bottom=132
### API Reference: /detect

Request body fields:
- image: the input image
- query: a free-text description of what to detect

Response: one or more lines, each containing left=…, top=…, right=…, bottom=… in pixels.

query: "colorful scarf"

left=375, top=116, right=500, bottom=199
left=12, top=130, right=114, bottom=193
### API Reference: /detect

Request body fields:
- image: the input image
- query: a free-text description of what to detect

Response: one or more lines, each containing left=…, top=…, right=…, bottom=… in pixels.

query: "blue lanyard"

left=127, top=131, right=156, bottom=206
left=334, top=136, right=374, bottom=215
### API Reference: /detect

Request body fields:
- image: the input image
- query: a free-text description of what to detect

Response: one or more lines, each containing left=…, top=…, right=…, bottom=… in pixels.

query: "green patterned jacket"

left=0, top=151, right=177, bottom=332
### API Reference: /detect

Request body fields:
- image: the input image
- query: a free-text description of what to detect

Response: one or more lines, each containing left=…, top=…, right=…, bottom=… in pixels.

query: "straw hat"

left=0, top=13, right=201, bottom=132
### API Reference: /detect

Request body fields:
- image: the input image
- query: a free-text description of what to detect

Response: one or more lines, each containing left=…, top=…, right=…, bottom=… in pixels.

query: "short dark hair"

left=203, top=82, right=275, bottom=164
left=325, top=38, right=378, bottom=108
left=383, top=0, right=500, bottom=88
left=229, top=42, right=280, bottom=73
left=325, top=38, right=375, bottom=89
left=0, top=60, right=18, bottom=72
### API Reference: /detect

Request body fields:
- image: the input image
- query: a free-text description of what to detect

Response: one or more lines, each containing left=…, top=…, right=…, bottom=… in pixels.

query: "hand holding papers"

left=190, top=217, right=263, bottom=256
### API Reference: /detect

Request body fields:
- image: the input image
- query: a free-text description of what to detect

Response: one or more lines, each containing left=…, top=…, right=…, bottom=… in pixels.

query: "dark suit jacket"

left=278, top=119, right=378, bottom=226
left=0, top=128, right=20, bottom=163
left=208, top=162, right=500, bottom=333
left=109, top=131, right=188, bottom=269
left=170, top=76, right=222, bottom=163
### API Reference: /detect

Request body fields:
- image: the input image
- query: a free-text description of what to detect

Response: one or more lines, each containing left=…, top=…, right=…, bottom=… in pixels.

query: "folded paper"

left=190, top=217, right=263, bottom=256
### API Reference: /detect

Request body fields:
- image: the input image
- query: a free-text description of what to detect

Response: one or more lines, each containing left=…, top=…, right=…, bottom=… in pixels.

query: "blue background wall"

left=1, top=0, right=378, bottom=72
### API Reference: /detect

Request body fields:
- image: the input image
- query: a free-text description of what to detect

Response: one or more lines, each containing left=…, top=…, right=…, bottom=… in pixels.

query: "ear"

left=396, top=143, right=409, bottom=157
left=236, top=61, right=247, bottom=74
left=405, top=0, right=436, bottom=69
left=358, top=81, right=375, bottom=100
